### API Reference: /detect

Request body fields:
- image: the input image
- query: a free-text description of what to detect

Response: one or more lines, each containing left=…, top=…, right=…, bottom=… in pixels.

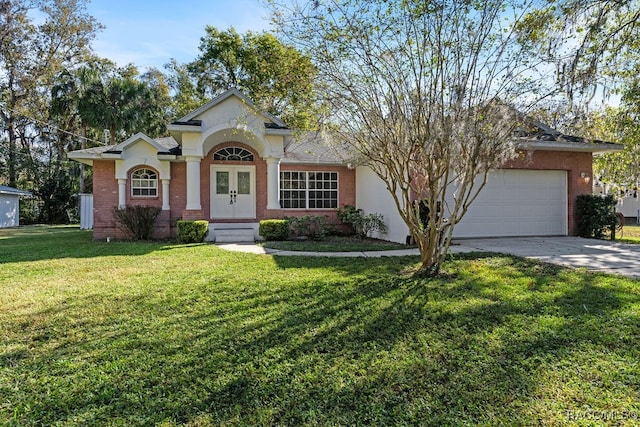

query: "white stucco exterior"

left=167, top=89, right=289, bottom=215
left=355, top=166, right=409, bottom=243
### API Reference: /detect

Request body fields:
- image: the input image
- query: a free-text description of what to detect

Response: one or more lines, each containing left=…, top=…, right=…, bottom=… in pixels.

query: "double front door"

left=211, top=166, right=256, bottom=219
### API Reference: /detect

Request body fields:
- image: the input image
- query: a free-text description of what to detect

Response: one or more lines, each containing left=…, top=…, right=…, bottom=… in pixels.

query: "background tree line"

left=0, top=0, right=315, bottom=224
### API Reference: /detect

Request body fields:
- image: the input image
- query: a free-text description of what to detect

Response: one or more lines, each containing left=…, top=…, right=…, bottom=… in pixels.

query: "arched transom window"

left=213, top=147, right=254, bottom=161
left=131, top=168, right=158, bottom=197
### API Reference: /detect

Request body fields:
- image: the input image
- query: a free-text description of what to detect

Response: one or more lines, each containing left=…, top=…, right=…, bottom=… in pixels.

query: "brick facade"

left=91, top=143, right=356, bottom=240
left=92, top=160, right=119, bottom=240
left=92, top=148, right=590, bottom=239
left=80, top=89, right=605, bottom=241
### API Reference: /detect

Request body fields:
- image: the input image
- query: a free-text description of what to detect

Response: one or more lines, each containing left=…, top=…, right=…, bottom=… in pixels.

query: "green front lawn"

left=1, top=226, right=639, bottom=426
left=260, top=235, right=414, bottom=252
left=619, top=224, right=640, bottom=244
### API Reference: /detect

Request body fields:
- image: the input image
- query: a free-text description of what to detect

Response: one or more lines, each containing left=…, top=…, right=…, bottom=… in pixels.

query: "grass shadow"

left=0, top=225, right=181, bottom=263
left=2, top=234, right=639, bottom=425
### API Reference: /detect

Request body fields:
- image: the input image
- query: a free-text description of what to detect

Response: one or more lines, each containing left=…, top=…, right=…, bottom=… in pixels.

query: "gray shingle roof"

left=283, top=132, right=351, bottom=164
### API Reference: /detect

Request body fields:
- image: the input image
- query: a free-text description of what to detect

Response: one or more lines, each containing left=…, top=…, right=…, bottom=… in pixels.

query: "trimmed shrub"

left=575, top=194, right=617, bottom=239
left=337, top=205, right=387, bottom=238
left=359, top=212, right=387, bottom=237
left=336, top=205, right=359, bottom=235
left=287, top=215, right=328, bottom=240
left=113, top=205, right=162, bottom=240
left=259, top=219, right=289, bottom=241
left=177, top=220, right=209, bottom=243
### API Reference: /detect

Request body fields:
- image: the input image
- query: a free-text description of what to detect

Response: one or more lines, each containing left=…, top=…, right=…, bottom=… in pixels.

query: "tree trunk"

left=79, top=123, right=86, bottom=192
left=7, top=118, right=18, bottom=188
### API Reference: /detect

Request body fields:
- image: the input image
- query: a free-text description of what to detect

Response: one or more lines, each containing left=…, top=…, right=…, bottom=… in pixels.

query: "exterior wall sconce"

left=580, top=172, right=591, bottom=184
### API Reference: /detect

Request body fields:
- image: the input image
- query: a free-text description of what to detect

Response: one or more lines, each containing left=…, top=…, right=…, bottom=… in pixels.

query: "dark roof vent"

left=265, top=122, right=289, bottom=130
left=171, top=119, right=202, bottom=127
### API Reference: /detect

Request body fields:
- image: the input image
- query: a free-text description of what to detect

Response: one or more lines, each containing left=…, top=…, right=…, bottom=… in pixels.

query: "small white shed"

left=0, top=185, right=32, bottom=228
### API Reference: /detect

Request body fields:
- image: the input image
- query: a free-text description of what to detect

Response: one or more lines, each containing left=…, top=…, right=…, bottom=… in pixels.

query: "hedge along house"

left=68, top=89, right=355, bottom=241
left=68, top=89, right=621, bottom=243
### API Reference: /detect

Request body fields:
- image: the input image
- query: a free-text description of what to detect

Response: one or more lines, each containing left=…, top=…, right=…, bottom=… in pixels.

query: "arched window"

left=213, top=147, right=254, bottom=161
left=131, top=168, right=158, bottom=197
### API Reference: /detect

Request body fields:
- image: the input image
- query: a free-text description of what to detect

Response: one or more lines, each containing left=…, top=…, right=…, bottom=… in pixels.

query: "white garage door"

left=451, top=170, right=567, bottom=238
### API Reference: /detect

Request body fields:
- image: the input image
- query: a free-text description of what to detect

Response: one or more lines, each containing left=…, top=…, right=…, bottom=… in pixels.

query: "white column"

left=161, top=179, right=170, bottom=211
left=185, top=156, right=202, bottom=210
left=117, top=179, right=126, bottom=209
left=266, top=157, right=281, bottom=209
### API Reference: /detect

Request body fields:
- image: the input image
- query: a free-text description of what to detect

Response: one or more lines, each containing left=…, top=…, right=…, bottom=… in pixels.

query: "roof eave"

left=265, top=128, right=293, bottom=136
left=67, top=152, right=99, bottom=166
left=0, top=190, right=32, bottom=197
left=517, top=140, right=624, bottom=154
left=280, top=158, right=347, bottom=166
left=167, top=123, right=203, bottom=133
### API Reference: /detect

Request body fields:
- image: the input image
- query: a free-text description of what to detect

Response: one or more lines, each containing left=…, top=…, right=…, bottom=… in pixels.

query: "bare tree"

left=517, top=0, right=640, bottom=105
left=267, top=0, right=558, bottom=276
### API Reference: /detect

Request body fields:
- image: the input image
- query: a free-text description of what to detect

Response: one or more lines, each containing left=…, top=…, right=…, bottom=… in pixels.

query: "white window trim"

left=131, top=168, right=158, bottom=197
left=280, top=171, right=339, bottom=210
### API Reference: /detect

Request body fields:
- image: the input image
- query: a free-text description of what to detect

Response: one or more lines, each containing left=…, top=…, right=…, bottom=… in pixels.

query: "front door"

left=211, top=166, right=256, bottom=219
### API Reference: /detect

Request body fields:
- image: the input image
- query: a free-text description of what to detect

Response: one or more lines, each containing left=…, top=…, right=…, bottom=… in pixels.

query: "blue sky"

left=87, top=0, right=271, bottom=71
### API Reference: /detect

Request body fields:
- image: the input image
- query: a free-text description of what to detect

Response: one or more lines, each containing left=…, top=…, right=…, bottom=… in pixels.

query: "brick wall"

left=92, top=161, right=172, bottom=240
left=91, top=147, right=589, bottom=239
left=92, top=160, right=119, bottom=240
left=201, top=142, right=356, bottom=224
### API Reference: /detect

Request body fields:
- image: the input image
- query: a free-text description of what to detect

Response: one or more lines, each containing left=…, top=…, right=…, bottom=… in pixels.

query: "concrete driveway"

left=453, top=236, right=640, bottom=279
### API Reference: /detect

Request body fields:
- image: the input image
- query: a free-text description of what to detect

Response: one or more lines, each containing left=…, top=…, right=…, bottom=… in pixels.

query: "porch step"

left=213, top=228, right=256, bottom=243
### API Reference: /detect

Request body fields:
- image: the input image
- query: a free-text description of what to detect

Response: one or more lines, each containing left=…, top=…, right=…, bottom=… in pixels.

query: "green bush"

left=575, top=194, right=617, bottom=239
left=337, top=205, right=387, bottom=238
left=177, top=220, right=209, bottom=243
left=336, top=205, right=359, bottom=235
left=113, top=205, right=162, bottom=240
left=259, top=219, right=290, bottom=241
left=287, top=215, right=328, bottom=240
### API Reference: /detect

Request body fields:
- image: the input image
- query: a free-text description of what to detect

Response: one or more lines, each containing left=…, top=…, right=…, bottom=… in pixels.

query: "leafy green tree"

left=57, top=63, right=171, bottom=144
left=0, top=0, right=100, bottom=188
left=592, top=102, right=640, bottom=191
left=187, top=27, right=318, bottom=129
left=165, top=59, right=207, bottom=119
left=35, top=170, right=77, bottom=224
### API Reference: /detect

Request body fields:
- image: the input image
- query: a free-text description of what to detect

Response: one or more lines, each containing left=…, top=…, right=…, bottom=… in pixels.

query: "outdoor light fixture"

left=580, top=172, right=591, bottom=184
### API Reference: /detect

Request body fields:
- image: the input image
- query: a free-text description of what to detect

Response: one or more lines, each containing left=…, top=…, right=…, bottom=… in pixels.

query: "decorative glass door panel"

left=211, top=166, right=256, bottom=219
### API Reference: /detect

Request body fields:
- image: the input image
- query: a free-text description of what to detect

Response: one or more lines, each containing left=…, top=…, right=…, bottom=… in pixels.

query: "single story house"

left=0, top=185, right=32, bottom=228
left=68, top=89, right=622, bottom=243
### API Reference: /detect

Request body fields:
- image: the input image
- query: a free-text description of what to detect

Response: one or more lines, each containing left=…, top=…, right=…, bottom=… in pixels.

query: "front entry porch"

left=206, top=222, right=260, bottom=243
left=210, top=165, right=256, bottom=220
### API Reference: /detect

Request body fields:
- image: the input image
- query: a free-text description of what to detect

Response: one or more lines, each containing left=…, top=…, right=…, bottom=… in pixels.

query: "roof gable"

left=106, top=133, right=178, bottom=155
left=175, top=88, right=288, bottom=129
left=513, top=115, right=622, bottom=153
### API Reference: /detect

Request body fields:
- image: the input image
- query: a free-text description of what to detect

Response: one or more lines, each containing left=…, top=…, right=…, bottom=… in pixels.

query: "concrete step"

left=213, top=228, right=256, bottom=243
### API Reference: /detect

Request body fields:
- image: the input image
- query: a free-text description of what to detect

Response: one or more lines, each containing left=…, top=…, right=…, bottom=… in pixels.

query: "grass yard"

left=260, top=235, right=413, bottom=252
left=1, top=226, right=639, bottom=426
left=619, top=224, right=640, bottom=244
